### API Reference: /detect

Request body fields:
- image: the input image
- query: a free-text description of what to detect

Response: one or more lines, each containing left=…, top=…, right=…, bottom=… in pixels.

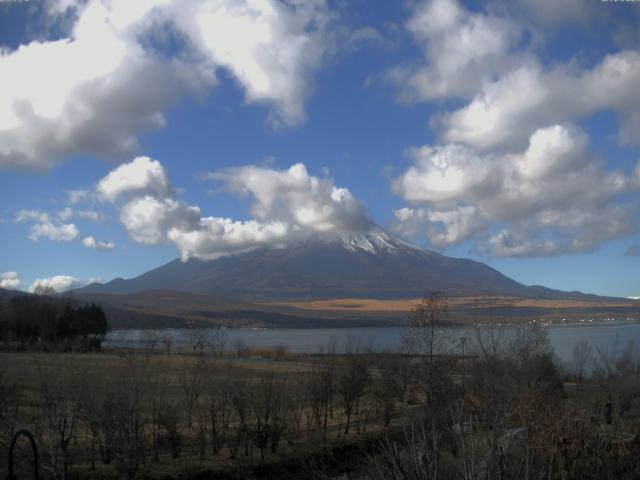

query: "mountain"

left=0, top=287, right=27, bottom=301
left=77, top=227, right=604, bottom=301
left=70, top=228, right=640, bottom=328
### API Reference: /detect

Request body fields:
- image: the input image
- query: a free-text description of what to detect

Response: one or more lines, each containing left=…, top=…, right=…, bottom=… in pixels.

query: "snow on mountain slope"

left=339, top=228, right=426, bottom=255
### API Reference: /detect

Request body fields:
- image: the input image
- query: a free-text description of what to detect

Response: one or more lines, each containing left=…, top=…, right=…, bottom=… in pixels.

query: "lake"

left=104, top=320, right=640, bottom=364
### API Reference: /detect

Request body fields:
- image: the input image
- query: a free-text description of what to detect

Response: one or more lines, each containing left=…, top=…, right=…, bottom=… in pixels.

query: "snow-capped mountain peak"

left=339, top=228, right=425, bottom=255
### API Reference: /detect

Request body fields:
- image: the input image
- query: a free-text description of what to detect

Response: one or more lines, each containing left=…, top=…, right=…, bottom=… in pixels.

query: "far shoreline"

left=105, top=315, right=640, bottom=332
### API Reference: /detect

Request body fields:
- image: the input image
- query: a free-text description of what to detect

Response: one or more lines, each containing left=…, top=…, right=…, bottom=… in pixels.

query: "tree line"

left=0, top=293, right=108, bottom=350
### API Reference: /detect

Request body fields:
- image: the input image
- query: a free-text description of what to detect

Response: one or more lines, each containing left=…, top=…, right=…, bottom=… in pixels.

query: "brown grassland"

left=271, top=296, right=640, bottom=313
left=2, top=296, right=640, bottom=479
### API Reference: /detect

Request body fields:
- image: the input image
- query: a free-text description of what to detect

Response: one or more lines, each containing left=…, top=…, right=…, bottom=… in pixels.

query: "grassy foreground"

left=2, top=318, right=640, bottom=479
left=1, top=348, right=417, bottom=479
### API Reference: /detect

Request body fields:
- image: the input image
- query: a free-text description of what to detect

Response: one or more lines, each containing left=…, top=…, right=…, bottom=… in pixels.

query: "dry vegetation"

left=1, top=349, right=406, bottom=479
left=271, top=296, right=640, bottom=313
left=270, top=295, right=640, bottom=325
left=1, top=295, right=640, bottom=479
left=77, top=290, right=640, bottom=330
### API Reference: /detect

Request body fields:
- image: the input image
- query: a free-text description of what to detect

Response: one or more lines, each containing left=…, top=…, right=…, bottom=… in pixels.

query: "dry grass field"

left=2, top=315, right=640, bottom=479
left=0, top=350, right=416, bottom=479
left=270, top=296, right=640, bottom=313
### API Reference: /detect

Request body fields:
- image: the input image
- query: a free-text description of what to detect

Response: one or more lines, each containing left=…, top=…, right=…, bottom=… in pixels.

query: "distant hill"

left=72, top=288, right=640, bottom=330
left=76, top=227, right=605, bottom=301
left=74, top=290, right=399, bottom=329
left=0, top=287, right=27, bottom=300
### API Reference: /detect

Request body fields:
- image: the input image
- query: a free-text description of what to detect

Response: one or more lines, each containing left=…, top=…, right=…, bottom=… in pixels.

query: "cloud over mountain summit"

left=95, top=157, right=372, bottom=261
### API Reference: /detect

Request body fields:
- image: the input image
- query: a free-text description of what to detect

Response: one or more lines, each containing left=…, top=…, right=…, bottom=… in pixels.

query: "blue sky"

left=1, top=0, right=639, bottom=297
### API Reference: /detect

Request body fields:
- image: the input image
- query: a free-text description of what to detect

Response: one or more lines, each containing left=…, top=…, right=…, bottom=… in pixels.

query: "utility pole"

left=460, top=336, right=466, bottom=399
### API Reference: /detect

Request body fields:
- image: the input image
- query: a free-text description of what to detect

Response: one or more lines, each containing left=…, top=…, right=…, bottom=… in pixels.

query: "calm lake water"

left=105, top=320, right=640, bottom=364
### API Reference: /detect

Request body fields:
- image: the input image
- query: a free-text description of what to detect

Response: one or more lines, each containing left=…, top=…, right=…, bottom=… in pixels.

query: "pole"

left=461, top=336, right=466, bottom=399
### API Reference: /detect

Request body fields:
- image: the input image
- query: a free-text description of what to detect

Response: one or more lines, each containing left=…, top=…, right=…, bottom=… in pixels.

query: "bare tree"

left=289, top=373, right=308, bottom=438
left=370, top=420, right=441, bottom=480
left=205, top=364, right=234, bottom=455
left=572, top=338, right=592, bottom=385
left=188, top=327, right=206, bottom=356
left=228, top=372, right=251, bottom=459
left=177, top=356, right=206, bottom=428
left=506, top=323, right=558, bottom=394
left=143, top=330, right=160, bottom=354
left=337, top=355, right=370, bottom=434
left=78, top=375, right=105, bottom=469
left=234, top=339, right=248, bottom=358
left=450, top=398, right=511, bottom=480
left=33, top=356, right=85, bottom=480
left=373, top=356, right=401, bottom=427
left=249, top=371, right=291, bottom=459
left=404, top=293, right=453, bottom=409
left=593, top=338, right=640, bottom=423
left=146, top=361, right=168, bottom=461
left=307, top=360, right=336, bottom=449
left=207, top=328, right=227, bottom=358
left=33, top=284, right=57, bottom=296
left=0, top=363, right=21, bottom=448
left=158, top=403, right=183, bottom=460
left=110, top=355, right=152, bottom=479
left=161, top=335, right=173, bottom=354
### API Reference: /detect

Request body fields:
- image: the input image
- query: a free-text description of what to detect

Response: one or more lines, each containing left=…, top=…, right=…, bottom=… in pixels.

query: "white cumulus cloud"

left=167, top=0, right=334, bottom=128
left=168, top=218, right=290, bottom=261
left=439, top=51, right=640, bottom=150
left=383, top=1, right=640, bottom=257
left=393, top=124, right=640, bottom=256
left=16, top=210, right=80, bottom=242
left=82, top=236, right=115, bottom=250
left=97, top=156, right=173, bottom=202
left=0, top=0, right=334, bottom=169
left=388, top=0, right=523, bottom=102
left=0, top=271, right=22, bottom=290
left=29, top=275, right=81, bottom=293
left=0, top=0, right=210, bottom=169
left=210, top=163, right=371, bottom=233
left=119, top=196, right=201, bottom=245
